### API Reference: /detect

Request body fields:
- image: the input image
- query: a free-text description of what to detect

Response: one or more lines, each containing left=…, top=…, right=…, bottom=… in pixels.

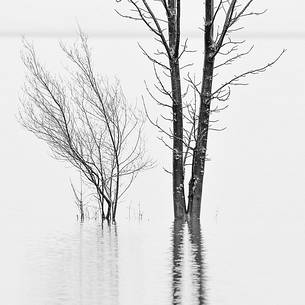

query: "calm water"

left=3, top=215, right=304, bottom=305
left=17, top=220, right=207, bottom=305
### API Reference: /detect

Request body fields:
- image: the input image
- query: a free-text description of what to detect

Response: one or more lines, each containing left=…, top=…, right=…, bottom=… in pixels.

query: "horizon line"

left=0, top=30, right=304, bottom=39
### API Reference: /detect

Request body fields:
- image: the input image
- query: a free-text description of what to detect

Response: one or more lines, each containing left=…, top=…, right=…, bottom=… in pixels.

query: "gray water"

left=5, top=215, right=305, bottom=305
left=18, top=220, right=207, bottom=305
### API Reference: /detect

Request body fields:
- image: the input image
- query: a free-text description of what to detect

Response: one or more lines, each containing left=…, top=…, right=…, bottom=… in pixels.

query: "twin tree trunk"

left=170, top=0, right=214, bottom=219
left=121, top=0, right=280, bottom=220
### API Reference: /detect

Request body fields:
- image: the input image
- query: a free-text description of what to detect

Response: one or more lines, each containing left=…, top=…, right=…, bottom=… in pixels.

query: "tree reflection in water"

left=171, top=220, right=206, bottom=305
left=78, top=223, right=119, bottom=305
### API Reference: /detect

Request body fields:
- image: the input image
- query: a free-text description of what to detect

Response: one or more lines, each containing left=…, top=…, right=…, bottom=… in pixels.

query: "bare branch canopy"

left=19, top=31, right=153, bottom=222
left=116, top=0, right=285, bottom=219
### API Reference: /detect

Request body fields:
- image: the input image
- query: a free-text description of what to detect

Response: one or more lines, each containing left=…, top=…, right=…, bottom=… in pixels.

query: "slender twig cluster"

left=20, top=32, right=153, bottom=222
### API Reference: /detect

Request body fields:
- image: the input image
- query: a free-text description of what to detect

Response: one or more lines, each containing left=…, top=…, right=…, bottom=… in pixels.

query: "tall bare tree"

left=116, top=0, right=285, bottom=219
left=19, top=32, right=152, bottom=222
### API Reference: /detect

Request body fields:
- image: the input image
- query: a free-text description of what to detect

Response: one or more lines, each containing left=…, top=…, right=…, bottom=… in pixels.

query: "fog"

left=1, top=1, right=305, bottom=304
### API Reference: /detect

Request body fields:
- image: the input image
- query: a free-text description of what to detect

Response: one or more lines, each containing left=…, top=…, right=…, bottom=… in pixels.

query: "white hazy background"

left=1, top=1, right=305, bottom=304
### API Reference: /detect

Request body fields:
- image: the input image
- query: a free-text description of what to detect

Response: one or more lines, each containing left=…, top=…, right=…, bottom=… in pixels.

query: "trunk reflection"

left=171, top=220, right=206, bottom=305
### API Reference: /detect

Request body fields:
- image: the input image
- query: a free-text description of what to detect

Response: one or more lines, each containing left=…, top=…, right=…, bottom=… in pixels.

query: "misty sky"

left=0, top=1, right=304, bottom=36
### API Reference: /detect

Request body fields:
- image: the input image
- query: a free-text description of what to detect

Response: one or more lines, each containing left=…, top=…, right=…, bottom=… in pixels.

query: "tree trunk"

left=188, top=0, right=215, bottom=218
left=112, top=195, right=118, bottom=222
left=80, top=202, right=85, bottom=222
left=170, top=61, right=186, bottom=218
left=168, top=0, right=186, bottom=219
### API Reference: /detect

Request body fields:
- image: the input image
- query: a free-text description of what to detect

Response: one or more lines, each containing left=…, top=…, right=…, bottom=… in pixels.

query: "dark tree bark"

left=187, top=0, right=215, bottom=218
left=168, top=0, right=186, bottom=218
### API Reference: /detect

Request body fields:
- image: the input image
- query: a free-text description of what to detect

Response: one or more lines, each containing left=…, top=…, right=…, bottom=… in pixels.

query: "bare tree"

left=19, top=32, right=152, bottom=222
left=116, top=0, right=285, bottom=219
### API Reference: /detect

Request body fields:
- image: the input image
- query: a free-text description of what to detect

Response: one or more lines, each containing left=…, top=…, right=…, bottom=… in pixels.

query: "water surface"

left=19, top=220, right=207, bottom=305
